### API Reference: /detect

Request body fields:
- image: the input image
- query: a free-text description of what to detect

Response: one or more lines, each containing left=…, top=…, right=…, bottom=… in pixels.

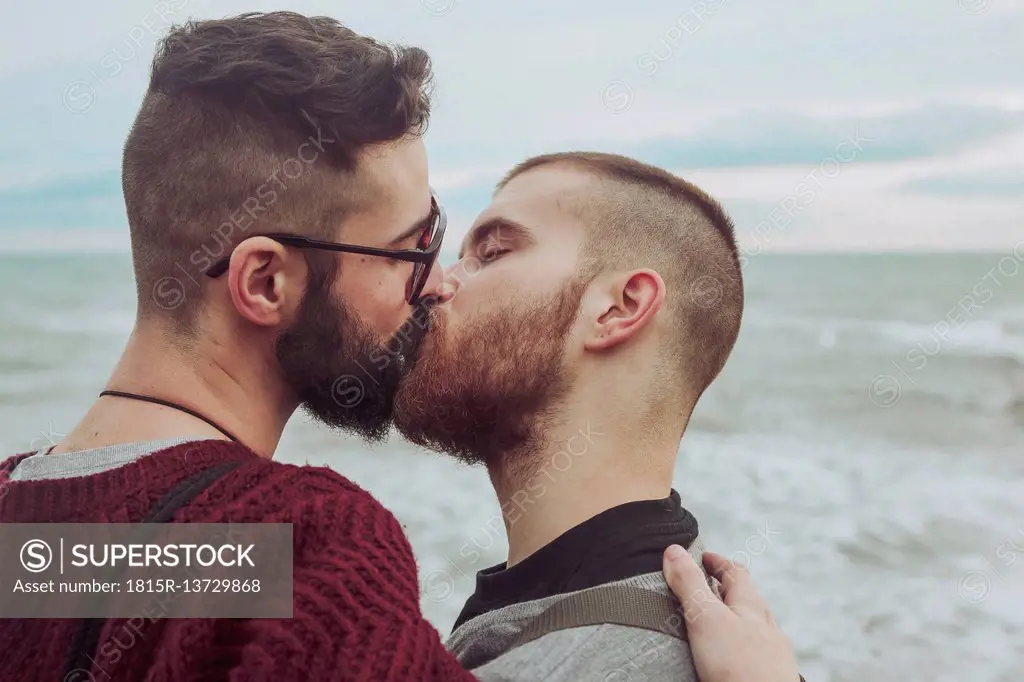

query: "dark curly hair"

left=123, top=11, right=434, bottom=326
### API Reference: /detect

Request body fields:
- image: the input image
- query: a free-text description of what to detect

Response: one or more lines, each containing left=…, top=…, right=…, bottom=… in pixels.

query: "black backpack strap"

left=508, top=536, right=713, bottom=651
left=61, top=459, right=244, bottom=680
left=505, top=536, right=808, bottom=682
left=141, top=461, right=243, bottom=523
left=509, top=583, right=688, bottom=651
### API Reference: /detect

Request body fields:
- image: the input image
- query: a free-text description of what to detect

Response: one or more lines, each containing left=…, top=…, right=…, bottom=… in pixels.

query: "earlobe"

left=584, top=270, right=665, bottom=352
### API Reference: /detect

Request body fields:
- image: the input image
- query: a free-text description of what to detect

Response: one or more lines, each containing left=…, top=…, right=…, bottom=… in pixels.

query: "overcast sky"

left=1, top=0, right=1022, bottom=253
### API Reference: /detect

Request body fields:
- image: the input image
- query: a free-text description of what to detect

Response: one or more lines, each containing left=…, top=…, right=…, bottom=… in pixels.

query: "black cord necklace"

left=98, top=390, right=241, bottom=444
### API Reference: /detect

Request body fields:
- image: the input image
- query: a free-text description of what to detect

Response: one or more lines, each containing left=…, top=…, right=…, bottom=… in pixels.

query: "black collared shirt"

left=452, top=489, right=699, bottom=631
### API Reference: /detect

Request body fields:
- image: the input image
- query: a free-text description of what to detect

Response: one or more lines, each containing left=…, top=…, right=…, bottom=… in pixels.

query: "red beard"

left=394, top=277, right=587, bottom=474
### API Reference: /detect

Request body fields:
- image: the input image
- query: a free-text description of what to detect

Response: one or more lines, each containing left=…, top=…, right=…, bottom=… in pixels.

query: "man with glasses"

left=0, top=12, right=465, bottom=682
left=203, top=192, right=446, bottom=301
left=0, top=11, right=800, bottom=682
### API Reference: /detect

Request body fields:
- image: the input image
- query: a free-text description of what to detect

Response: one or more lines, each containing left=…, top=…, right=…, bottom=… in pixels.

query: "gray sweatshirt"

left=449, top=567, right=704, bottom=681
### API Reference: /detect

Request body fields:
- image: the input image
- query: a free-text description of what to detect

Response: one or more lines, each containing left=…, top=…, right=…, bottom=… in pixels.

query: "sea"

left=1, top=251, right=1022, bottom=682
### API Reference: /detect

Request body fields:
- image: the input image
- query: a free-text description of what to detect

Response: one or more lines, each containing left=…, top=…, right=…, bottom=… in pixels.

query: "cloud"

left=5, top=105, right=1022, bottom=253
left=429, top=124, right=1024, bottom=253
left=0, top=0, right=1021, bottom=250
left=0, top=227, right=128, bottom=253
left=547, top=104, right=1024, bottom=169
left=661, top=106, right=1022, bottom=166
left=901, top=170, right=1024, bottom=197
left=0, top=173, right=124, bottom=229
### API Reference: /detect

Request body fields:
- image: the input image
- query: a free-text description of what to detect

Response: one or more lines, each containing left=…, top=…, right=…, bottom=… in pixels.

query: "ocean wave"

left=743, top=311, right=1024, bottom=360
left=33, top=309, right=135, bottom=335
left=885, top=323, right=1024, bottom=371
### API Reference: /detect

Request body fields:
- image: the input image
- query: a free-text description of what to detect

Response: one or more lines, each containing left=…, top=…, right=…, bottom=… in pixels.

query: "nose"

left=419, top=258, right=457, bottom=304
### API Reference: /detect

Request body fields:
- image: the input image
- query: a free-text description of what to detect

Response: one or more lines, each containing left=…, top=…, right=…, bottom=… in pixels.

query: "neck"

left=52, top=323, right=295, bottom=458
left=491, top=405, right=681, bottom=567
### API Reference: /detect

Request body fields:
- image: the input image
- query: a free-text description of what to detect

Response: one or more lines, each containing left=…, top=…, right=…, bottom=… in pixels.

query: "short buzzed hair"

left=123, top=12, right=433, bottom=327
left=498, top=152, right=743, bottom=405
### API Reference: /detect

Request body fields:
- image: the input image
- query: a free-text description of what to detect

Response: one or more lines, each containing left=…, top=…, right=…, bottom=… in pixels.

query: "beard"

left=393, top=276, right=587, bottom=474
left=275, top=264, right=435, bottom=444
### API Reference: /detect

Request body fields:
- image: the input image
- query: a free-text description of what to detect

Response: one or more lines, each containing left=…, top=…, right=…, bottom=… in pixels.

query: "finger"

left=663, top=545, right=727, bottom=630
left=701, top=551, right=765, bottom=613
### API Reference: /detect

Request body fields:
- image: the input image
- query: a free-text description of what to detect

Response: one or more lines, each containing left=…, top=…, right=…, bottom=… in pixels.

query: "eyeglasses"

left=205, top=193, right=447, bottom=304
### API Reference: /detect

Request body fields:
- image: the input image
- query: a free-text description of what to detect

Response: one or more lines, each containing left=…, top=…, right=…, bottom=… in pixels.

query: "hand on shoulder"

left=663, top=545, right=803, bottom=682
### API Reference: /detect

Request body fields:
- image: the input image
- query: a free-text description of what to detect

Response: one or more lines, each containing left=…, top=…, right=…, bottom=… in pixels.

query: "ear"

left=583, top=269, right=666, bottom=352
left=225, top=237, right=305, bottom=328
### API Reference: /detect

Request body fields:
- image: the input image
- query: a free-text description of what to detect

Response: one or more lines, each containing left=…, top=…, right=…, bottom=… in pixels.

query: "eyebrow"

left=388, top=208, right=434, bottom=248
left=458, top=217, right=532, bottom=260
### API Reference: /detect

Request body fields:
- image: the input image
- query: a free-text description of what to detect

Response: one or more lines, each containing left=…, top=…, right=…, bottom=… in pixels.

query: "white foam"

left=34, top=309, right=135, bottom=335
left=743, top=311, right=1024, bottom=361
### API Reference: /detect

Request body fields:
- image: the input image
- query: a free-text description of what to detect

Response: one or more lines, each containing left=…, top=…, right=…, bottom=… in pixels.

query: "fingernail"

left=665, top=544, right=687, bottom=561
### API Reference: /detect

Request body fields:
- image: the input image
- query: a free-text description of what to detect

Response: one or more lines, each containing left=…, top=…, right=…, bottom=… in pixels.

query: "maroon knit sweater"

left=0, top=441, right=478, bottom=682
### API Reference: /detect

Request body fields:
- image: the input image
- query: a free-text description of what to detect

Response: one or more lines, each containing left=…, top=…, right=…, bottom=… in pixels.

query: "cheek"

left=336, top=258, right=411, bottom=337
left=449, top=267, right=506, bottom=314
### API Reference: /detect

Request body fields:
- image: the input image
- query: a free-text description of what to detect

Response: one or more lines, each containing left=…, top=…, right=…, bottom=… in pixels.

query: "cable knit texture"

left=0, top=441, right=477, bottom=682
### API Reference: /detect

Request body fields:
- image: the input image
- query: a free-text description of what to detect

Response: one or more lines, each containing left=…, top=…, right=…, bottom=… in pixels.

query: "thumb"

left=663, top=545, right=725, bottom=632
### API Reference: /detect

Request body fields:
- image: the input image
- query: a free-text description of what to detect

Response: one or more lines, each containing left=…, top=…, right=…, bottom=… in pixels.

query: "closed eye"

left=478, top=247, right=510, bottom=263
